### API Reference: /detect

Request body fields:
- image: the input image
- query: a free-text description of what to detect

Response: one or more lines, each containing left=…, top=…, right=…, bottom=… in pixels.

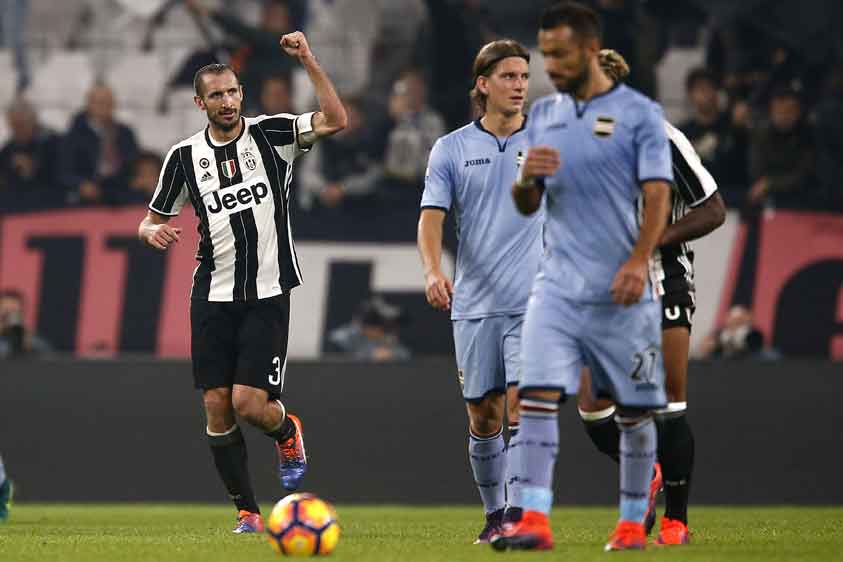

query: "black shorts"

left=190, top=294, right=290, bottom=399
left=661, top=291, right=695, bottom=331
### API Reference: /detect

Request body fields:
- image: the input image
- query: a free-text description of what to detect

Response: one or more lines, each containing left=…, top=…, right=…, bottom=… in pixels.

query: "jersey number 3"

left=269, top=356, right=284, bottom=387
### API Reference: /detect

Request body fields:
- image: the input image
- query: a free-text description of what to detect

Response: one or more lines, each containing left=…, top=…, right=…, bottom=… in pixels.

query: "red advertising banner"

left=2, top=207, right=841, bottom=358
left=753, top=210, right=843, bottom=359
left=0, top=206, right=199, bottom=357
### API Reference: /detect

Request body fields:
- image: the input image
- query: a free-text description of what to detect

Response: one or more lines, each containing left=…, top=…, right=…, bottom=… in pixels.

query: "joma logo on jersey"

left=465, top=158, right=491, bottom=167
left=206, top=178, right=270, bottom=215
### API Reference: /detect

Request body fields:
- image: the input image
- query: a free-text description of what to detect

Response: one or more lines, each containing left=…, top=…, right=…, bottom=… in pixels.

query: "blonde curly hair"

left=598, top=49, right=630, bottom=82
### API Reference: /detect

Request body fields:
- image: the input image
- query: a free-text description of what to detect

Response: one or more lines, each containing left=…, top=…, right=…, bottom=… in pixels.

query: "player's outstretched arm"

left=417, top=208, right=454, bottom=311
left=280, top=31, right=347, bottom=141
left=610, top=180, right=671, bottom=306
left=512, top=146, right=559, bottom=215
left=138, top=211, right=182, bottom=252
left=660, top=191, right=726, bottom=247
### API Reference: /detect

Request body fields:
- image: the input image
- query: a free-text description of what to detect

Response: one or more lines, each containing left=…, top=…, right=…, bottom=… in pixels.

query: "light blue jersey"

left=422, top=120, right=542, bottom=321
left=527, top=84, right=673, bottom=303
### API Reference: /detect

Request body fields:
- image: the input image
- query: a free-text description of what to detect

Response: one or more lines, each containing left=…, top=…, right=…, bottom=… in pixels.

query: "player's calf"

left=615, top=410, right=658, bottom=532
left=494, top=391, right=560, bottom=551
left=466, top=394, right=509, bottom=542
left=579, top=404, right=620, bottom=463
left=655, top=404, right=694, bottom=527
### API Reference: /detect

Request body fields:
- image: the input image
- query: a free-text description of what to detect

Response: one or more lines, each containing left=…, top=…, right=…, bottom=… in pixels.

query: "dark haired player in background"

left=576, top=48, right=726, bottom=546
left=493, top=2, right=673, bottom=551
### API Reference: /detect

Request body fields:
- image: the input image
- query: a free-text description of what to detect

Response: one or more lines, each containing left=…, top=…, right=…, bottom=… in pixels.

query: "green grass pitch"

left=1, top=505, right=841, bottom=562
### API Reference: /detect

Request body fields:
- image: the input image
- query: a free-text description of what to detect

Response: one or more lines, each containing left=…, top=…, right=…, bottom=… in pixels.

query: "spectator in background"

left=112, top=151, right=163, bottom=206
left=814, top=64, right=843, bottom=211
left=0, top=98, right=62, bottom=211
left=257, top=75, right=294, bottom=116
left=59, top=83, right=139, bottom=206
left=699, top=305, right=775, bottom=360
left=748, top=85, right=816, bottom=210
left=328, top=295, right=411, bottom=361
left=678, top=68, right=749, bottom=208
left=184, top=0, right=295, bottom=102
left=382, top=69, right=445, bottom=205
left=0, top=289, right=51, bottom=358
left=298, top=97, right=387, bottom=211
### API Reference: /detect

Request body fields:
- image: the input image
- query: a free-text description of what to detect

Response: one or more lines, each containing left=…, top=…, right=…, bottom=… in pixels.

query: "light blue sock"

left=618, top=417, right=657, bottom=523
left=512, top=398, right=559, bottom=515
left=0, top=454, right=6, bottom=485
left=469, top=429, right=506, bottom=514
left=505, top=422, right=520, bottom=508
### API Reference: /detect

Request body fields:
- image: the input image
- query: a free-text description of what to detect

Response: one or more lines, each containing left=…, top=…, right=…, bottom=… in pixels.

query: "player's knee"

left=203, top=388, right=233, bottom=417
left=231, top=391, right=263, bottom=426
left=469, top=416, right=502, bottom=437
left=466, top=392, right=505, bottom=434
left=467, top=406, right=502, bottom=436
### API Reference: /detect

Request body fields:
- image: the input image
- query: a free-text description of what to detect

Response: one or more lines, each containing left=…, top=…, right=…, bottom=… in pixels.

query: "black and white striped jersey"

left=148, top=112, right=315, bottom=302
left=649, top=121, right=719, bottom=305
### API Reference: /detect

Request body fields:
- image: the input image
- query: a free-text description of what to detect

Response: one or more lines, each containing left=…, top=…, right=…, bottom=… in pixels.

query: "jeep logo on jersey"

left=464, top=158, right=491, bottom=167
left=242, top=150, right=257, bottom=171
left=206, top=177, right=270, bottom=216
left=220, top=159, right=237, bottom=179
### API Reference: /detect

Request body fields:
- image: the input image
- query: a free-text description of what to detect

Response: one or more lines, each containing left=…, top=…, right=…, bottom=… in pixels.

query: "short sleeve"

left=255, top=113, right=296, bottom=147
left=420, top=138, right=454, bottom=211
left=294, top=112, right=316, bottom=153
left=148, top=145, right=189, bottom=216
left=665, top=122, right=718, bottom=207
left=254, top=112, right=315, bottom=161
left=636, top=101, right=673, bottom=185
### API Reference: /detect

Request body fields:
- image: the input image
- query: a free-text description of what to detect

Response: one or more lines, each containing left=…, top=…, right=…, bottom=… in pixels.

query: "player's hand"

left=425, top=270, right=454, bottom=311
left=610, top=255, right=648, bottom=306
left=521, top=146, right=561, bottom=183
left=144, top=223, right=183, bottom=251
left=280, top=31, right=313, bottom=59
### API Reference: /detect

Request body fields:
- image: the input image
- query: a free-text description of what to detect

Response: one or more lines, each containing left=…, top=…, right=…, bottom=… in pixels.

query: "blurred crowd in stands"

left=0, top=0, right=839, bottom=360
left=1, top=0, right=840, bottom=218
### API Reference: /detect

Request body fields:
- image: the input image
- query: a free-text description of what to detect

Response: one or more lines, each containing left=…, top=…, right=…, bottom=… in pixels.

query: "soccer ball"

left=266, top=493, right=341, bottom=556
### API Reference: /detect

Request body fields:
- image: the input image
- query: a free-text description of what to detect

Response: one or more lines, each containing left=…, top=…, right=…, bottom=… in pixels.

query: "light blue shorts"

left=453, top=314, right=524, bottom=402
left=520, top=279, right=666, bottom=409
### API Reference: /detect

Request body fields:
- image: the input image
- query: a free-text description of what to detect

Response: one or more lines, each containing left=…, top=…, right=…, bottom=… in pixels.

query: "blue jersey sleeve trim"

left=420, top=205, right=449, bottom=213
left=638, top=177, right=673, bottom=186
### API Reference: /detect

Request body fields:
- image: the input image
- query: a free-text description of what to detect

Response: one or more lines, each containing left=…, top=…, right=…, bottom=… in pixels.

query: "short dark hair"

left=193, top=63, right=239, bottom=96
left=685, top=67, right=719, bottom=92
left=470, top=39, right=530, bottom=113
left=540, top=1, right=602, bottom=42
